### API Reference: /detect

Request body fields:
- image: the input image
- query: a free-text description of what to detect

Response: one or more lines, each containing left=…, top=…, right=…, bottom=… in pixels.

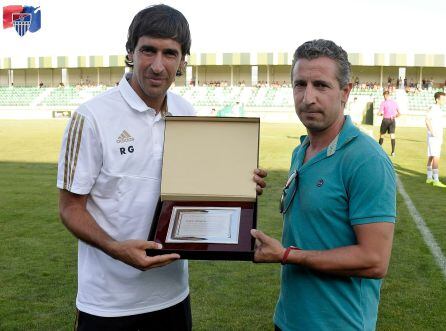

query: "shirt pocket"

left=115, top=175, right=161, bottom=241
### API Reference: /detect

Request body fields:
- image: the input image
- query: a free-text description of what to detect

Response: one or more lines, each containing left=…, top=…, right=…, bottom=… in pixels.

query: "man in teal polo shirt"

left=251, top=39, right=396, bottom=331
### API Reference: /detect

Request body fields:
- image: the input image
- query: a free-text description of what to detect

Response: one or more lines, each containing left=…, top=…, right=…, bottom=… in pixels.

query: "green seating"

left=1, top=86, right=443, bottom=110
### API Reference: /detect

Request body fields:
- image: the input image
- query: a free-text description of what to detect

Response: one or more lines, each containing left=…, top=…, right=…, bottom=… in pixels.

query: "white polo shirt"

left=57, top=74, right=195, bottom=317
left=426, top=104, right=444, bottom=139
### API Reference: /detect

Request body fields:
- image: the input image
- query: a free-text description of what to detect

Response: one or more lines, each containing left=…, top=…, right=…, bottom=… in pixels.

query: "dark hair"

left=125, top=4, right=191, bottom=68
left=434, top=91, right=445, bottom=102
left=291, top=39, right=351, bottom=88
left=383, top=90, right=390, bottom=96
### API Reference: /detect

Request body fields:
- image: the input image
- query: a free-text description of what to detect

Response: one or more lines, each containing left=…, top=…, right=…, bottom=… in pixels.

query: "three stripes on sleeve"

left=62, top=112, right=85, bottom=190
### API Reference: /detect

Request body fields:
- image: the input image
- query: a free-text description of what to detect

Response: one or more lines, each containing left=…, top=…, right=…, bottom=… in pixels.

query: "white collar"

left=119, top=73, right=168, bottom=114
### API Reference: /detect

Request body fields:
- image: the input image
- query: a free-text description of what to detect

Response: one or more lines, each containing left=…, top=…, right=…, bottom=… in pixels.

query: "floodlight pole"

left=380, top=66, right=383, bottom=88
left=419, top=67, right=423, bottom=88
left=195, top=66, right=199, bottom=86
left=267, top=65, right=270, bottom=86
left=8, top=69, right=13, bottom=86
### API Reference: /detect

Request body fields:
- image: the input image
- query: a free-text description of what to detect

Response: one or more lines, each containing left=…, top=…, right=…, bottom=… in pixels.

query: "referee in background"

left=378, top=90, right=400, bottom=156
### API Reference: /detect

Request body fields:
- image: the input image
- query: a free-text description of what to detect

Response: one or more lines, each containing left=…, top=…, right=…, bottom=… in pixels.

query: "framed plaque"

left=146, top=116, right=260, bottom=260
left=165, top=207, right=241, bottom=244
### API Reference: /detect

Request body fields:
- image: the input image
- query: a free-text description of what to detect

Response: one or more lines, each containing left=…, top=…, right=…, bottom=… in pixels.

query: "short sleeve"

left=348, top=154, right=396, bottom=225
left=56, top=110, right=102, bottom=195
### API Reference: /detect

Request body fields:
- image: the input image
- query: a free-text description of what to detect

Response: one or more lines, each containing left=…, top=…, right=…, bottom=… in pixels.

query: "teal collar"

left=299, top=115, right=359, bottom=157
left=296, top=116, right=359, bottom=170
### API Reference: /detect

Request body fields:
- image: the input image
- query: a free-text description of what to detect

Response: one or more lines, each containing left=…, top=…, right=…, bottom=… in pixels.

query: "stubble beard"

left=304, top=122, right=328, bottom=132
left=297, top=106, right=328, bottom=133
left=140, top=76, right=170, bottom=101
left=298, top=98, right=348, bottom=133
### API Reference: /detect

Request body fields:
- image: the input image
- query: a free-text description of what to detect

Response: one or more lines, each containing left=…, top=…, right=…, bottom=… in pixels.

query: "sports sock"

left=427, top=166, right=433, bottom=179
left=391, top=139, right=395, bottom=153
left=433, top=169, right=439, bottom=181
left=379, top=138, right=383, bottom=145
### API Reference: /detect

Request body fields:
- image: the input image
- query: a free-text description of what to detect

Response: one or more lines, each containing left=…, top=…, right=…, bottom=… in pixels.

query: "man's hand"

left=108, top=240, right=180, bottom=271
left=251, top=229, right=285, bottom=263
left=59, top=190, right=180, bottom=271
left=253, top=168, right=267, bottom=195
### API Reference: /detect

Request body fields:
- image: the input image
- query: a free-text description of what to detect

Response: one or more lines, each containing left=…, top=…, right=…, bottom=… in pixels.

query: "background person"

left=378, top=90, right=400, bottom=156
left=425, top=91, right=446, bottom=187
left=348, top=96, right=363, bottom=126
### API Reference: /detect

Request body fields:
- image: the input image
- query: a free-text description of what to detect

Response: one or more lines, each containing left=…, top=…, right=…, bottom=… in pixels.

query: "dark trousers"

left=75, top=295, right=192, bottom=331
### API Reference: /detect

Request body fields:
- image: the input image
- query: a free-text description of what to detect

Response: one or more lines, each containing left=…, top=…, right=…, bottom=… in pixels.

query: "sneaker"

left=433, top=180, right=446, bottom=188
left=391, top=152, right=395, bottom=157
left=426, top=178, right=434, bottom=184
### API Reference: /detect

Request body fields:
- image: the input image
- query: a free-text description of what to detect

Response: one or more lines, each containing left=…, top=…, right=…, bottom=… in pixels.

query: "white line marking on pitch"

left=396, top=175, right=446, bottom=279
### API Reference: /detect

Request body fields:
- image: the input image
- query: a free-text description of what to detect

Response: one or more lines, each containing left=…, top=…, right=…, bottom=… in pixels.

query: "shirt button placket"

left=152, top=112, right=163, bottom=153
left=147, top=110, right=155, bottom=151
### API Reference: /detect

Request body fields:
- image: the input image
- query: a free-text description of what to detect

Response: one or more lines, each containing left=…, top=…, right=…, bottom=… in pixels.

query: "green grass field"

left=0, top=119, right=445, bottom=330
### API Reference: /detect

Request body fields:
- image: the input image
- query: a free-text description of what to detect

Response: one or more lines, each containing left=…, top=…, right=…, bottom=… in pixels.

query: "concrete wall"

left=351, top=66, right=446, bottom=88
left=2, top=64, right=446, bottom=88
left=0, top=66, right=172, bottom=87
left=0, top=70, right=9, bottom=86
left=11, top=69, right=25, bottom=86
left=352, top=66, right=381, bottom=84
left=38, top=69, right=57, bottom=87
left=1, top=68, right=64, bottom=87
left=229, top=65, right=251, bottom=85
left=195, top=65, right=231, bottom=84
left=421, top=67, right=446, bottom=87
left=258, top=65, right=290, bottom=85
left=110, top=67, right=125, bottom=85
left=66, top=67, right=125, bottom=86
left=191, top=65, right=291, bottom=86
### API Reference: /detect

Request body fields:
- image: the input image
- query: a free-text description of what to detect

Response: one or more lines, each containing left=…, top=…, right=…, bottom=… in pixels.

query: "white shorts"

left=427, top=136, right=442, bottom=157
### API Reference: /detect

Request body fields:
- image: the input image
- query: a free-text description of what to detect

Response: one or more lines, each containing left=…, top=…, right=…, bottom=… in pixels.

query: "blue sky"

left=1, top=0, right=446, bottom=57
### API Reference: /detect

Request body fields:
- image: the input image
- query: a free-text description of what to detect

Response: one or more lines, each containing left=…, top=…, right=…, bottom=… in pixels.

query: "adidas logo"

left=116, top=130, right=134, bottom=143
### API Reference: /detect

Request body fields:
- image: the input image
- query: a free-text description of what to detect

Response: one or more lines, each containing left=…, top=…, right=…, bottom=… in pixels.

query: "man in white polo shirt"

left=425, top=91, right=446, bottom=187
left=57, top=5, right=266, bottom=330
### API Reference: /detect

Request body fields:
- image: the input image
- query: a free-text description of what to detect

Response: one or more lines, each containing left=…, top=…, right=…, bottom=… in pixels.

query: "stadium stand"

left=0, top=86, right=42, bottom=106
left=1, top=85, right=445, bottom=112
left=171, top=86, right=294, bottom=107
left=365, top=88, right=446, bottom=113
left=0, top=86, right=108, bottom=107
left=38, top=86, right=107, bottom=107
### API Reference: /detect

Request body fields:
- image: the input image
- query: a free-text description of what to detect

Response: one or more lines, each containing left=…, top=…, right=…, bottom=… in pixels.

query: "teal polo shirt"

left=274, top=116, right=396, bottom=331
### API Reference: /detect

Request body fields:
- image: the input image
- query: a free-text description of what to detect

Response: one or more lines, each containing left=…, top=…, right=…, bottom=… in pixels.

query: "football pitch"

left=0, top=119, right=445, bottom=330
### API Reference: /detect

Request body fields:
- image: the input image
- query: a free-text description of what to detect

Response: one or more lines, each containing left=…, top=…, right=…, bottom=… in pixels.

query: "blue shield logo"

left=23, top=6, right=41, bottom=33
left=12, top=12, right=31, bottom=36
